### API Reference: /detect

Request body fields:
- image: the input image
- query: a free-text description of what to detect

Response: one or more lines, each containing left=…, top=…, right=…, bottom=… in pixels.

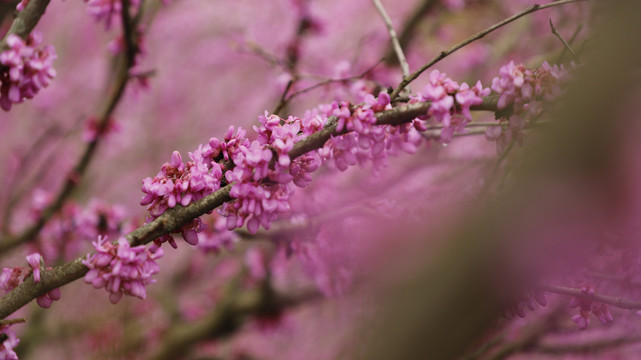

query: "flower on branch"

left=0, top=32, right=56, bottom=112
left=83, top=236, right=163, bottom=304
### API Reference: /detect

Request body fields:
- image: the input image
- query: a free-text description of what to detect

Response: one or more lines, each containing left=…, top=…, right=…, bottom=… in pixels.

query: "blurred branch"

left=390, top=0, right=588, bottom=99
left=148, top=279, right=319, bottom=360
left=481, top=307, right=563, bottom=360
left=549, top=19, right=579, bottom=62
left=0, top=1, right=18, bottom=25
left=280, top=59, right=383, bottom=103
left=0, top=0, right=144, bottom=256
left=539, top=284, right=641, bottom=310
left=120, top=0, right=138, bottom=68
left=366, top=1, right=641, bottom=358
left=556, top=24, right=583, bottom=63
left=536, top=333, right=641, bottom=354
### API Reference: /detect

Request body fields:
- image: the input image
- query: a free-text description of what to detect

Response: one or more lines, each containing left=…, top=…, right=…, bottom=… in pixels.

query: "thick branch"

left=0, top=95, right=499, bottom=320
left=0, top=0, right=50, bottom=51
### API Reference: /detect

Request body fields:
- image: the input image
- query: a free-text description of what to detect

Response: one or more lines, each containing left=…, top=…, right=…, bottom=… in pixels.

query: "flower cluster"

left=486, top=61, right=568, bottom=152
left=411, top=70, right=490, bottom=143
left=0, top=32, right=56, bottom=111
left=141, top=147, right=224, bottom=247
left=569, top=286, right=614, bottom=330
left=82, top=236, right=163, bottom=304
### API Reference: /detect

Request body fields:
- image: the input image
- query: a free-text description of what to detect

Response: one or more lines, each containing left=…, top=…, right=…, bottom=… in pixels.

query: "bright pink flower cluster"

left=412, top=70, right=490, bottom=143
left=0, top=325, right=19, bottom=360
left=143, top=91, right=437, bottom=240
left=82, top=236, right=163, bottom=304
left=0, top=32, right=56, bottom=111
left=486, top=61, right=568, bottom=152
left=141, top=147, right=224, bottom=247
left=221, top=135, right=294, bottom=233
left=569, top=286, right=614, bottom=330
left=141, top=151, right=223, bottom=217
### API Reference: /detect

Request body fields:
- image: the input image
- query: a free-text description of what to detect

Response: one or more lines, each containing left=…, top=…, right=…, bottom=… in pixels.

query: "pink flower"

left=0, top=32, right=56, bottom=111
left=25, top=253, right=42, bottom=283
left=83, top=236, right=163, bottom=304
left=412, top=70, right=489, bottom=143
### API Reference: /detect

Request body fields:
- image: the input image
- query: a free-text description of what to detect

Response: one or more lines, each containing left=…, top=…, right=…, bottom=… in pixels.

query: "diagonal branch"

left=0, top=0, right=51, bottom=51
left=390, top=0, right=588, bottom=99
left=0, top=95, right=501, bottom=320
left=383, top=0, right=437, bottom=67
left=539, top=283, right=641, bottom=310
left=373, top=0, right=410, bottom=82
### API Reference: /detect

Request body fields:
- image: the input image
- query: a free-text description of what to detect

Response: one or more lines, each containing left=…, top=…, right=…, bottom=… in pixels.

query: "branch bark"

left=0, top=95, right=500, bottom=320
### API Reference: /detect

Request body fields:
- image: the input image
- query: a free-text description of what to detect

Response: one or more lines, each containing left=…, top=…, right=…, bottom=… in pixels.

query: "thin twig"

left=272, top=79, right=294, bottom=115
left=556, top=24, right=583, bottom=63
left=549, top=19, right=579, bottom=62
left=0, top=318, right=26, bottom=326
left=539, top=283, right=641, bottom=310
left=390, top=0, right=588, bottom=99
left=383, top=0, right=437, bottom=66
left=284, top=59, right=383, bottom=102
left=373, top=0, right=410, bottom=90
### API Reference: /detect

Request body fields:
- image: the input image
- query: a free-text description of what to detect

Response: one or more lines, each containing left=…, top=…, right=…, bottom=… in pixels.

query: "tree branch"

left=383, top=0, right=437, bottom=67
left=390, top=0, right=588, bottom=99
left=373, top=0, right=410, bottom=82
left=539, top=283, right=641, bottom=310
left=0, top=95, right=500, bottom=320
left=0, top=0, right=50, bottom=51
left=147, top=280, right=319, bottom=360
